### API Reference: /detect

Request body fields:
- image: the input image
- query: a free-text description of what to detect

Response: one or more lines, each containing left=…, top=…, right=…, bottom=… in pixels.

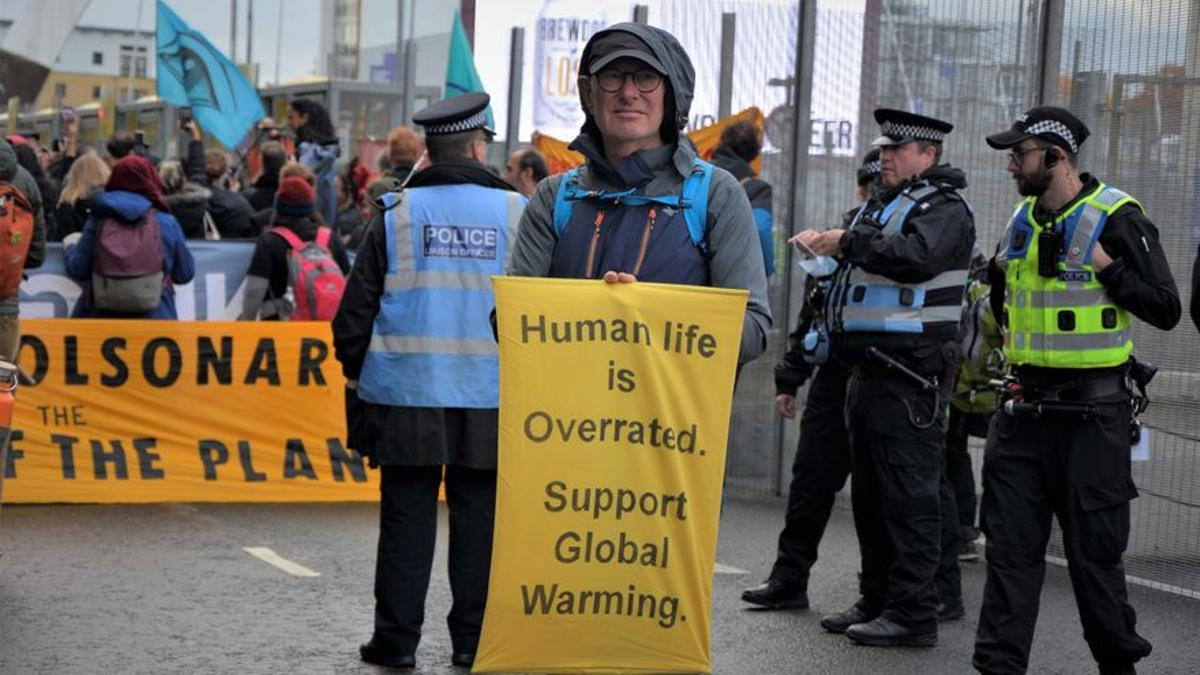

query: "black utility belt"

left=1014, top=373, right=1127, bottom=403
left=1002, top=373, right=1129, bottom=419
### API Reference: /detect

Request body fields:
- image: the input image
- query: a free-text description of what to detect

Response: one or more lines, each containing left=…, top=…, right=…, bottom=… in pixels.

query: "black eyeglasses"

left=594, top=69, right=663, bottom=94
left=1007, top=145, right=1045, bottom=164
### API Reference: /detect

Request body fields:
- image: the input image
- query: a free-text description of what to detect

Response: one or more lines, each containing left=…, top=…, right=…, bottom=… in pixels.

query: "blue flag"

left=445, top=10, right=494, bottom=129
left=156, top=0, right=265, bottom=149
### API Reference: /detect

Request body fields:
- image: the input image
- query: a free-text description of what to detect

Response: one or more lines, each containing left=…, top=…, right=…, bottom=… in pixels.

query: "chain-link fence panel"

left=1040, top=0, right=1200, bottom=597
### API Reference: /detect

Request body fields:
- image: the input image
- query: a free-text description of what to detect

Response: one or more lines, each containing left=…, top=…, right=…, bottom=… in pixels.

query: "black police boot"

left=845, top=616, right=937, bottom=647
left=936, top=599, right=965, bottom=622
left=741, top=580, right=809, bottom=609
left=359, top=639, right=416, bottom=669
left=451, top=652, right=475, bottom=668
left=820, top=602, right=875, bottom=634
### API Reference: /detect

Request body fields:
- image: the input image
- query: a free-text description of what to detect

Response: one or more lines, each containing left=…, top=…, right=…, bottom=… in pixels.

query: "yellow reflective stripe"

left=369, top=335, right=498, bottom=356
left=1027, top=288, right=1110, bottom=308
left=1015, top=330, right=1130, bottom=352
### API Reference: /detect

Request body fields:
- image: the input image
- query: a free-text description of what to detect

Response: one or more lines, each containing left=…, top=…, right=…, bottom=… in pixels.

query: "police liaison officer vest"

left=549, top=158, right=713, bottom=284
left=824, top=183, right=970, bottom=336
left=357, top=184, right=525, bottom=408
left=1001, top=183, right=1137, bottom=369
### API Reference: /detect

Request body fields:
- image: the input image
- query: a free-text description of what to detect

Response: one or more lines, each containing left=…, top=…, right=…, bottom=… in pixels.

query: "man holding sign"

left=478, top=23, right=768, bottom=672
left=507, top=22, right=771, bottom=363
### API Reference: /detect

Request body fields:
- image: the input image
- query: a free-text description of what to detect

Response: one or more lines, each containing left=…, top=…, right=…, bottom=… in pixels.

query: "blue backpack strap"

left=682, top=158, right=714, bottom=253
left=552, top=168, right=582, bottom=237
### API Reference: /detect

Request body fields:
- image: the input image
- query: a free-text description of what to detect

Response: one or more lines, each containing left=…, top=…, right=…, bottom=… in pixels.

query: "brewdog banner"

left=3, top=320, right=374, bottom=503
left=476, top=278, right=746, bottom=673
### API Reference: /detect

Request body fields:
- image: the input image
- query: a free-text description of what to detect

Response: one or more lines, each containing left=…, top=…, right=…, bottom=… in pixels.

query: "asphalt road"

left=1, top=496, right=1198, bottom=674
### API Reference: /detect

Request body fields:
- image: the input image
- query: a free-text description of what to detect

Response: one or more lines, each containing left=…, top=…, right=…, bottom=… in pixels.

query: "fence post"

left=505, top=27, right=525, bottom=162
left=777, top=0, right=819, bottom=495
left=1035, top=0, right=1064, bottom=104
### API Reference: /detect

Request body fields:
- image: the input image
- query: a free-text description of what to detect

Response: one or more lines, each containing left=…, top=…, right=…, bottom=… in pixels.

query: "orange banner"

left=2, top=319, right=377, bottom=503
left=532, top=106, right=764, bottom=176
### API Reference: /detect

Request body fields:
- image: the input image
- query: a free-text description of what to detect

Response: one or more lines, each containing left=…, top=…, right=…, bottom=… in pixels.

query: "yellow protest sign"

left=475, top=278, right=746, bottom=673
left=4, top=319, right=376, bottom=503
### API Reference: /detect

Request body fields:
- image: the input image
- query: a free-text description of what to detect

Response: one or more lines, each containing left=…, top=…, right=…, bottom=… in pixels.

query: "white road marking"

left=243, top=546, right=321, bottom=577
left=713, top=562, right=748, bottom=575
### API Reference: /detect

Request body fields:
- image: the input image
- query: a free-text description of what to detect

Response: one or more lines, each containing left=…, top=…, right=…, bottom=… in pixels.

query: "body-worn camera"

left=1037, top=228, right=1062, bottom=277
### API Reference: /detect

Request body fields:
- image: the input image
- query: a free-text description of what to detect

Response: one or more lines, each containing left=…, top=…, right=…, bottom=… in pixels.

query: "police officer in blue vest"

left=797, top=109, right=975, bottom=647
left=975, top=107, right=1179, bottom=675
left=506, top=22, right=771, bottom=365
left=333, top=92, right=526, bottom=671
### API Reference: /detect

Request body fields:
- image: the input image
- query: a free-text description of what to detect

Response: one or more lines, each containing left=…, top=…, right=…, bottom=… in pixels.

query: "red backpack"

left=270, top=226, right=345, bottom=321
left=0, top=183, right=34, bottom=301
left=91, top=210, right=165, bottom=313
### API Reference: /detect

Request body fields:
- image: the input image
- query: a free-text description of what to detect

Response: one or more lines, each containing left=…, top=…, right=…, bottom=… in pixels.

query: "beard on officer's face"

left=1015, top=165, right=1052, bottom=197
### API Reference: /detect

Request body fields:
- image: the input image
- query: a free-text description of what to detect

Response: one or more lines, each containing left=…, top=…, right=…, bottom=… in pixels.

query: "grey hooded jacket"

left=0, top=140, right=47, bottom=316
left=507, top=23, right=771, bottom=365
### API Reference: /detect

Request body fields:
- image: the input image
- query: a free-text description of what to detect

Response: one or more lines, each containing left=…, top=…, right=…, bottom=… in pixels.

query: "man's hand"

left=602, top=271, right=637, bottom=284
left=182, top=119, right=201, bottom=141
left=789, top=229, right=845, bottom=257
left=64, top=117, right=79, bottom=139
left=776, top=394, right=796, bottom=419
left=1090, top=241, right=1113, bottom=271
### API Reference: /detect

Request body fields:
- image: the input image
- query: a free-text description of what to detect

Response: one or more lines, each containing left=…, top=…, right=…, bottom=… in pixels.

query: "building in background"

left=0, top=19, right=155, bottom=110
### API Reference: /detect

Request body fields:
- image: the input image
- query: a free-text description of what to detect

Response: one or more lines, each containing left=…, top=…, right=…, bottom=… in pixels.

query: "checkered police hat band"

left=1024, top=120, right=1077, bottom=153
left=425, top=110, right=489, bottom=135
left=881, top=120, right=945, bottom=143
left=863, top=160, right=882, bottom=175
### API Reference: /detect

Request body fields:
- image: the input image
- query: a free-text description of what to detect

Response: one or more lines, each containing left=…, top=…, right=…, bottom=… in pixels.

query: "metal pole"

left=230, top=0, right=238, bottom=61
left=394, top=0, right=405, bottom=86
left=718, top=13, right=735, bottom=120
left=632, top=5, right=649, bottom=24
left=127, top=0, right=145, bottom=102
left=1035, top=0, right=1064, bottom=104
left=403, top=38, right=417, bottom=124
left=247, top=0, right=254, bottom=66
left=777, top=0, right=818, bottom=495
left=274, top=0, right=283, bottom=85
left=505, top=27, right=526, bottom=160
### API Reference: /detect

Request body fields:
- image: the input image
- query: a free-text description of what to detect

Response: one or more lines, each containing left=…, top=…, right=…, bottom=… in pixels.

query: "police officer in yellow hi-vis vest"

left=974, top=107, right=1180, bottom=675
left=332, top=92, right=526, bottom=671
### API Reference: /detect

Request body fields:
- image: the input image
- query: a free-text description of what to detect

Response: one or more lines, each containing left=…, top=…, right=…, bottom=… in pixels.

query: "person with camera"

left=181, top=117, right=255, bottom=238
left=973, top=107, right=1180, bottom=675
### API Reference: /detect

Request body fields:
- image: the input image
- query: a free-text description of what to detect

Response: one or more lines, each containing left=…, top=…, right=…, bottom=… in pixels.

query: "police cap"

left=986, top=106, right=1090, bottom=154
left=871, top=108, right=953, bottom=147
left=413, top=92, right=494, bottom=137
left=857, top=148, right=881, bottom=186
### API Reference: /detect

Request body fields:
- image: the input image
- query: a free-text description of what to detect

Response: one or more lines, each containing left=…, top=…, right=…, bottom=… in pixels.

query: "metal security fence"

left=721, top=0, right=1200, bottom=597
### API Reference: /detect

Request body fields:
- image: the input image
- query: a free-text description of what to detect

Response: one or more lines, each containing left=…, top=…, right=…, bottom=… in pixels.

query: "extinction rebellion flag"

left=155, top=0, right=265, bottom=149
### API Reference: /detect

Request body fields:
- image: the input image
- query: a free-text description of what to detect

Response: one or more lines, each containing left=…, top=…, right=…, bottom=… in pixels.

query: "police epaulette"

left=373, top=190, right=405, bottom=212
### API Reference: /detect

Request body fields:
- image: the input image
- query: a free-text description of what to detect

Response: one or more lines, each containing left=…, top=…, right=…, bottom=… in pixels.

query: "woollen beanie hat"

left=275, top=175, right=316, bottom=217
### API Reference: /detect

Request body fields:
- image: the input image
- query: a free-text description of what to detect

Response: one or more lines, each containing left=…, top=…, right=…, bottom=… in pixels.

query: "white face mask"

left=797, top=255, right=839, bottom=278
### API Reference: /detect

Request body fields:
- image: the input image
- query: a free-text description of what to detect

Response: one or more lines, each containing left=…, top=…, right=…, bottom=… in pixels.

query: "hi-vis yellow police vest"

left=1002, top=183, right=1138, bottom=369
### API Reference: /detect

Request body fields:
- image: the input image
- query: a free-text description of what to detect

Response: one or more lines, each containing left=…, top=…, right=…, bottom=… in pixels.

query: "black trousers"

left=973, top=401, right=1152, bottom=674
left=768, top=361, right=852, bottom=589
left=946, top=406, right=990, bottom=532
left=373, top=464, right=497, bottom=656
left=848, top=370, right=949, bottom=633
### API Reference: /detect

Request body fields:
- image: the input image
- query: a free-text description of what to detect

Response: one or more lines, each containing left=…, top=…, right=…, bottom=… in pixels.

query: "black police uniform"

left=334, top=93, right=520, bottom=670
left=974, top=107, right=1180, bottom=675
left=824, top=110, right=975, bottom=645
